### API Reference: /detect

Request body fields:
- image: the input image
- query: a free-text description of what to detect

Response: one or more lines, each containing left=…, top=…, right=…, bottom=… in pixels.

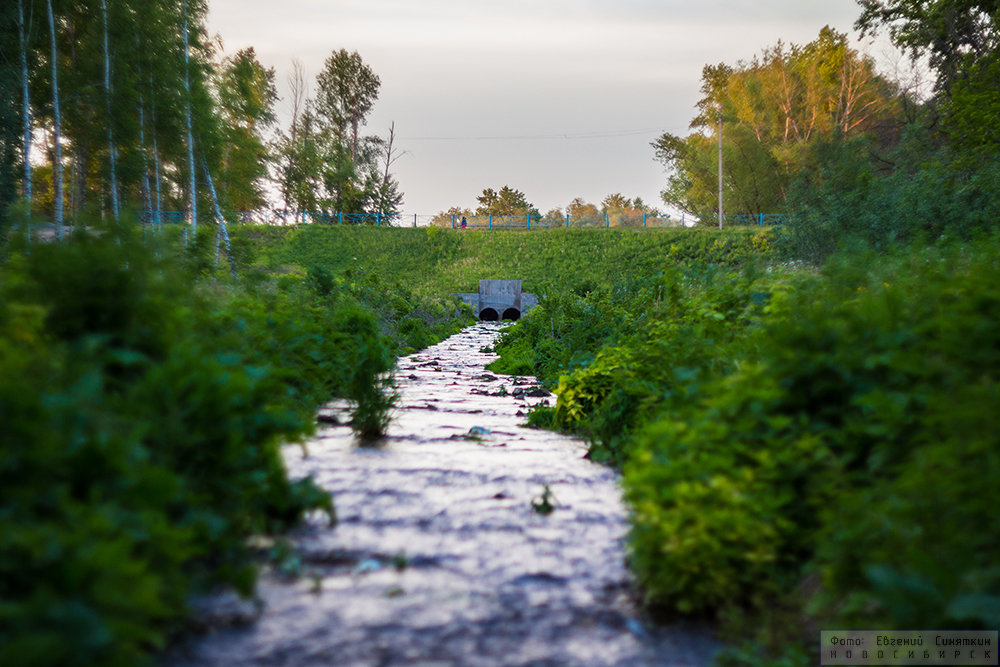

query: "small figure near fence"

left=460, top=216, right=467, bottom=229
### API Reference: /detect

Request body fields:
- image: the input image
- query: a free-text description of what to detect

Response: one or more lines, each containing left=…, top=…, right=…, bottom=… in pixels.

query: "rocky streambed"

left=161, top=323, right=717, bottom=666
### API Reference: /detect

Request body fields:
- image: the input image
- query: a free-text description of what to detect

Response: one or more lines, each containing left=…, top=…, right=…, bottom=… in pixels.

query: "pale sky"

left=206, top=0, right=898, bottom=217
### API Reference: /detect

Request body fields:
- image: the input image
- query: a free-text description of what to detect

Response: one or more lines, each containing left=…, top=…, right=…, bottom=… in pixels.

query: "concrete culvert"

left=479, top=307, right=499, bottom=322
left=502, top=308, right=520, bottom=321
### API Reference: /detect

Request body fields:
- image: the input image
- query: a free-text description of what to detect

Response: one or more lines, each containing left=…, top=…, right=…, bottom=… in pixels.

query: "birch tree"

left=314, top=49, right=380, bottom=160
left=216, top=47, right=278, bottom=211
left=17, top=0, right=35, bottom=207
left=182, top=0, right=197, bottom=235
left=100, top=0, right=119, bottom=218
left=652, top=27, right=903, bottom=218
left=46, top=0, right=63, bottom=235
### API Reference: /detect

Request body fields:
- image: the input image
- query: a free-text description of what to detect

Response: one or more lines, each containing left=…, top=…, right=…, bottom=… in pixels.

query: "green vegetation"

left=653, top=26, right=903, bottom=220
left=237, top=223, right=774, bottom=299
left=0, top=218, right=471, bottom=665
left=485, top=8, right=1000, bottom=663
left=492, top=231, right=1000, bottom=661
left=4, top=1, right=998, bottom=665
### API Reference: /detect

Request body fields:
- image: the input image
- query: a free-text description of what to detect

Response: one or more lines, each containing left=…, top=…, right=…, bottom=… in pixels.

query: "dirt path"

left=161, top=323, right=717, bottom=666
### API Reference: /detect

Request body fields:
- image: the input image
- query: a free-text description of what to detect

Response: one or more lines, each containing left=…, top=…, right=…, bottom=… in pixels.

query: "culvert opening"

left=479, top=307, right=499, bottom=322
left=502, top=308, right=521, bottom=321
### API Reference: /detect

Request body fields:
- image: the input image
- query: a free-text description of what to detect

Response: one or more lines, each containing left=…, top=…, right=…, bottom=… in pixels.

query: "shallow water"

left=162, top=323, right=717, bottom=666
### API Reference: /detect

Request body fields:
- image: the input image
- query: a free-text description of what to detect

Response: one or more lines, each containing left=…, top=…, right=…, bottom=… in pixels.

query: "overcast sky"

left=206, top=0, right=896, bottom=217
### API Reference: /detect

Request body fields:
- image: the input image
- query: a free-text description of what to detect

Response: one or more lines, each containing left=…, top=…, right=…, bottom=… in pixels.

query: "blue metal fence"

left=135, top=210, right=785, bottom=229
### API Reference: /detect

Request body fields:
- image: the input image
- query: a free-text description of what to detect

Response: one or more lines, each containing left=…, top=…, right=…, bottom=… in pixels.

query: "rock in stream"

left=161, top=323, right=717, bottom=666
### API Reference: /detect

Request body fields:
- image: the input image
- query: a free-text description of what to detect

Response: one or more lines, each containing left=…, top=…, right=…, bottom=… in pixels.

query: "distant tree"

left=566, top=197, right=599, bottom=218
left=314, top=49, right=380, bottom=160
left=216, top=47, right=278, bottom=211
left=653, top=27, right=904, bottom=219
left=430, top=205, right=473, bottom=227
left=475, top=186, right=540, bottom=218
left=601, top=193, right=657, bottom=226
left=541, top=207, right=564, bottom=225
left=275, top=48, right=396, bottom=219
left=369, top=121, right=403, bottom=219
left=631, top=197, right=659, bottom=215
left=276, top=103, right=323, bottom=215
left=600, top=193, right=630, bottom=214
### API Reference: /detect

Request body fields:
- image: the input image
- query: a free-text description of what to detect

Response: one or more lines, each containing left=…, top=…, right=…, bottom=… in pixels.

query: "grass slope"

left=235, top=225, right=774, bottom=297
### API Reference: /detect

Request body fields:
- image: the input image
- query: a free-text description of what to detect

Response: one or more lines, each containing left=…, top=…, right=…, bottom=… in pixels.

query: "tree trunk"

left=150, top=74, right=162, bottom=231
left=18, top=0, right=33, bottom=207
left=101, top=0, right=119, bottom=218
left=138, top=92, right=152, bottom=231
left=183, top=0, right=196, bottom=237
left=201, top=155, right=237, bottom=279
left=46, top=0, right=63, bottom=237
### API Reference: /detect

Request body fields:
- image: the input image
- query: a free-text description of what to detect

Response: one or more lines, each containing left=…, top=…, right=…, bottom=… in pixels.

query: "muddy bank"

left=161, top=323, right=717, bottom=666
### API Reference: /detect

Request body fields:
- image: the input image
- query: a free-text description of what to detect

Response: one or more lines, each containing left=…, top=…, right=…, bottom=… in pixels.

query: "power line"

left=400, top=127, right=664, bottom=141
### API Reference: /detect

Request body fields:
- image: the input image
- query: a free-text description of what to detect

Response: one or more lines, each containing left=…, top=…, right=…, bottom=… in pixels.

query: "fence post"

left=643, top=213, right=647, bottom=228
left=759, top=213, right=764, bottom=226
left=413, top=214, right=417, bottom=228
left=338, top=211, right=343, bottom=225
left=566, top=214, right=570, bottom=228
left=527, top=213, right=530, bottom=230
left=489, top=215, right=492, bottom=230
left=606, top=213, right=609, bottom=228
left=452, top=214, right=455, bottom=229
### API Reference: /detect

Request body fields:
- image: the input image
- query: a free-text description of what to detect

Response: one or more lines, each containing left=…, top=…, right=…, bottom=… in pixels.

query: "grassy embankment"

left=235, top=223, right=772, bottom=298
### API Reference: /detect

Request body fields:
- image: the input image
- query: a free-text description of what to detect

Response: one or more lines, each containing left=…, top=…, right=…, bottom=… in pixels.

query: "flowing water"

left=162, top=323, right=717, bottom=666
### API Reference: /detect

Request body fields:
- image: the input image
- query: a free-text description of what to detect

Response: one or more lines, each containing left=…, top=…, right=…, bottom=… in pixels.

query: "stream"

left=161, top=323, right=718, bottom=666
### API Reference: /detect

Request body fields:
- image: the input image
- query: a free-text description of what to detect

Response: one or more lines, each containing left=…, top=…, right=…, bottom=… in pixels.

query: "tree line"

left=431, top=187, right=663, bottom=227
left=0, top=1, right=402, bottom=233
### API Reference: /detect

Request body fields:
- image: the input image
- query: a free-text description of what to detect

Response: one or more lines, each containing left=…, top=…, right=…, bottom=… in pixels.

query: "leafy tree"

left=11, top=0, right=222, bottom=230
left=567, top=197, right=599, bottom=218
left=475, top=185, right=540, bottom=219
left=314, top=48, right=380, bottom=161
left=857, top=0, right=999, bottom=91
left=369, top=122, right=404, bottom=219
left=857, top=0, right=1000, bottom=157
left=600, top=193, right=630, bottom=214
left=275, top=48, right=399, bottom=220
left=430, top=205, right=472, bottom=227
left=216, top=46, right=278, bottom=211
left=653, top=27, right=904, bottom=219
left=276, top=103, right=324, bottom=216
left=541, top=207, right=564, bottom=225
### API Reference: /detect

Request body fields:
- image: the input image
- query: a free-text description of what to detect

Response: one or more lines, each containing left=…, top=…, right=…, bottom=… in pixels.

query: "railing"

left=134, top=210, right=785, bottom=229
left=724, top=213, right=786, bottom=226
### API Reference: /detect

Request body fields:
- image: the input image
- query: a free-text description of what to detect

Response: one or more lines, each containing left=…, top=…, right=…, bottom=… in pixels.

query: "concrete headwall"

left=453, top=279, right=538, bottom=321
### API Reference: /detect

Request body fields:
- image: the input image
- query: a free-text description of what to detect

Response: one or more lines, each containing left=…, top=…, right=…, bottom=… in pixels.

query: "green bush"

left=0, top=224, right=411, bottom=665
left=481, top=222, right=998, bottom=652
left=624, top=237, right=1000, bottom=630
left=783, top=135, right=1000, bottom=262
left=493, top=262, right=783, bottom=465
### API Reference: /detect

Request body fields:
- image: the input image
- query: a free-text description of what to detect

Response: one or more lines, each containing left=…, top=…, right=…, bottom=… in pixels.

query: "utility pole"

left=717, top=103, right=723, bottom=230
